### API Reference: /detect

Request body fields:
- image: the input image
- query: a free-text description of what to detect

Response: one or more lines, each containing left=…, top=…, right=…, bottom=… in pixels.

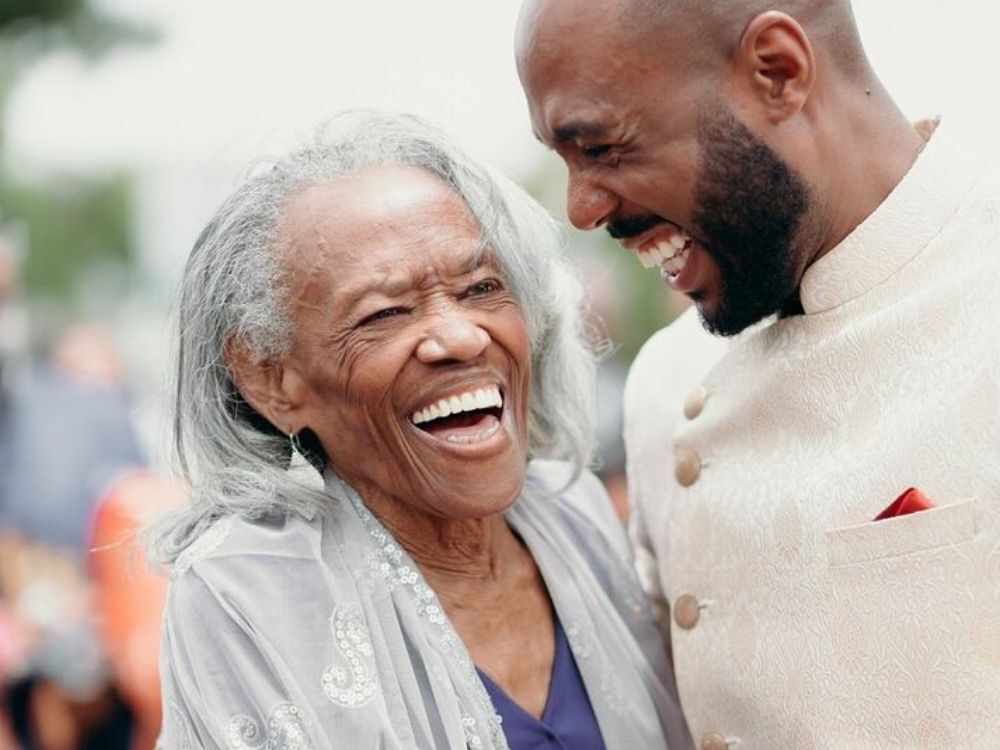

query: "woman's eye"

left=359, top=307, right=406, bottom=326
left=466, top=279, right=503, bottom=297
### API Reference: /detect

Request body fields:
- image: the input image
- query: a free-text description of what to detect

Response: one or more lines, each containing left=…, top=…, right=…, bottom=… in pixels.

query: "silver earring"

left=289, top=431, right=304, bottom=456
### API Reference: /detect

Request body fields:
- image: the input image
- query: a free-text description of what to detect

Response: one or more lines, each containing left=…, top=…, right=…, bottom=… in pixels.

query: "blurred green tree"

left=0, top=173, right=131, bottom=301
left=0, top=0, right=156, bottom=307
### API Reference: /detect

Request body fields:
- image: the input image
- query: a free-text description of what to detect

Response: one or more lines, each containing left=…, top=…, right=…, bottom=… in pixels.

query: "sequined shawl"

left=156, top=461, right=692, bottom=749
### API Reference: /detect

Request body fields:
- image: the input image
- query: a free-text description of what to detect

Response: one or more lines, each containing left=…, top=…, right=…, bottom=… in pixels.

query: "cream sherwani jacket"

left=624, top=118, right=1000, bottom=750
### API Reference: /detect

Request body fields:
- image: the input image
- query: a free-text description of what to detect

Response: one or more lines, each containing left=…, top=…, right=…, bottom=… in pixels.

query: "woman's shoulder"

left=521, top=461, right=661, bottom=645
left=523, top=460, right=629, bottom=557
left=169, top=511, right=324, bottom=585
left=162, top=510, right=341, bottom=646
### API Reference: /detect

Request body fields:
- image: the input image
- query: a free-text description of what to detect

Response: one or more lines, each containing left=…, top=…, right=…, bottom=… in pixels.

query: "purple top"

left=477, top=618, right=607, bottom=750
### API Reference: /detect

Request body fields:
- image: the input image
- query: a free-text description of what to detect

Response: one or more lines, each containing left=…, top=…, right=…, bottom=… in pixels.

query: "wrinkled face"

left=518, top=3, right=811, bottom=334
left=278, top=166, right=531, bottom=521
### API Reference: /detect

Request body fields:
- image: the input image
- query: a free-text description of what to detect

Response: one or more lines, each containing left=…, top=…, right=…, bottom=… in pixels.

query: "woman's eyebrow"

left=338, top=271, right=413, bottom=310
left=337, top=250, right=493, bottom=310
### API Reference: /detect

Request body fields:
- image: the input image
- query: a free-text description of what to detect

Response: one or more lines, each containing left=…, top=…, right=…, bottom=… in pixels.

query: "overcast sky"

left=5, top=0, right=1000, bottom=182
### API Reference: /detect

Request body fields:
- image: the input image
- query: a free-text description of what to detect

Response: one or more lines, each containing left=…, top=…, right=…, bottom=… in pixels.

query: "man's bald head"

left=518, top=0, right=870, bottom=82
left=516, top=0, right=923, bottom=336
left=629, top=0, right=868, bottom=74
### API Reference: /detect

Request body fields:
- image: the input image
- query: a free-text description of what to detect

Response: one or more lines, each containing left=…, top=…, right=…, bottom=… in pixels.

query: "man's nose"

left=416, top=309, right=491, bottom=364
left=566, top=171, right=617, bottom=231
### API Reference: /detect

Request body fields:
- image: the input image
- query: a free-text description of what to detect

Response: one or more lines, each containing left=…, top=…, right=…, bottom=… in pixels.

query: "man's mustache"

left=606, top=214, right=667, bottom=240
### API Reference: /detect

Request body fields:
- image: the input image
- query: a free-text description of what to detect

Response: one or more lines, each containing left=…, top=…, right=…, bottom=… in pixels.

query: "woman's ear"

left=730, top=11, right=815, bottom=124
left=224, top=337, right=298, bottom=434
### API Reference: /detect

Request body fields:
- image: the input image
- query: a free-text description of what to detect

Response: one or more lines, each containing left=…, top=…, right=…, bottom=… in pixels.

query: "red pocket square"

left=874, top=487, right=935, bottom=521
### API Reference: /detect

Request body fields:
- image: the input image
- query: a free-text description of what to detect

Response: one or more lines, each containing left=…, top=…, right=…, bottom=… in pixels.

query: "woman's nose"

left=416, top=311, right=491, bottom=364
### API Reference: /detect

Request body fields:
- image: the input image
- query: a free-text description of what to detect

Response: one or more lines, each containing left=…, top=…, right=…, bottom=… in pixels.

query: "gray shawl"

left=156, top=461, right=691, bottom=749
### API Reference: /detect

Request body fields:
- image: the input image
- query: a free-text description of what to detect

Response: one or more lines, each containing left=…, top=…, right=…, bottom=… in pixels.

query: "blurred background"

left=0, top=0, right=997, bottom=747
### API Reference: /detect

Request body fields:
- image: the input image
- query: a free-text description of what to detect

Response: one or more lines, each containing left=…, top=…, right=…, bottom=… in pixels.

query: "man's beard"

left=691, top=106, right=811, bottom=336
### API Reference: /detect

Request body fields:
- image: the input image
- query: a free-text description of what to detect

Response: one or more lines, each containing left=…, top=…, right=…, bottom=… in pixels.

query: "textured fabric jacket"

left=624, top=118, right=1000, bottom=749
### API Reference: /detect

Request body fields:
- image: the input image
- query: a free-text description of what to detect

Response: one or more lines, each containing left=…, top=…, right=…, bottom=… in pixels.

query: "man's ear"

left=730, top=11, right=815, bottom=123
left=224, top=337, right=301, bottom=434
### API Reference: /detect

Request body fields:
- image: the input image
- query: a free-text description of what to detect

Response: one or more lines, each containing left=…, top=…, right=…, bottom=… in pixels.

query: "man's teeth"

left=636, top=233, right=693, bottom=271
left=411, top=385, right=503, bottom=425
left=660, top=247, right=689, bottom=276
left=637, top=248, right=661, bottom=269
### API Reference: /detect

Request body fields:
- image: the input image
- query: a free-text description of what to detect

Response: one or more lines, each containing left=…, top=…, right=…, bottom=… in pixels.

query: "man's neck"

left=814, top=84, right=927, bottom=263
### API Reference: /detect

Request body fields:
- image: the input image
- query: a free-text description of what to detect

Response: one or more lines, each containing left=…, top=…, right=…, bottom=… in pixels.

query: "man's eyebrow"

left=551, top=121, right=608, bottom=145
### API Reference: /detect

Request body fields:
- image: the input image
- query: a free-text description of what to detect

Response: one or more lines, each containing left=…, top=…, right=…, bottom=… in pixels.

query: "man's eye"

left=582, top=144, right=612, bottom=160
left=359, top=307, right=406, bottom=326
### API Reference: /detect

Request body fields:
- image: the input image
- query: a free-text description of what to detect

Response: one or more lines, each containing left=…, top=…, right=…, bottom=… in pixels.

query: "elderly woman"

left=150, top=112, right=691, bottom=750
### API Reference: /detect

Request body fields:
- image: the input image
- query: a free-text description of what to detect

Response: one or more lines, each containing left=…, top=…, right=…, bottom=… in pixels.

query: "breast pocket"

left=825, top=498, right=978, bottom=567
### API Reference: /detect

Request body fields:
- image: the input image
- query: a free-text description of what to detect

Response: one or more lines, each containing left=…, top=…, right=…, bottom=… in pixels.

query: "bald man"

left=517, top=1, right=1000, bottom=748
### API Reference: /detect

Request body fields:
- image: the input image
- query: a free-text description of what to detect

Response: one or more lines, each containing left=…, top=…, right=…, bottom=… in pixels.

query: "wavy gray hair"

left=147, top=112, right=597, bottom=564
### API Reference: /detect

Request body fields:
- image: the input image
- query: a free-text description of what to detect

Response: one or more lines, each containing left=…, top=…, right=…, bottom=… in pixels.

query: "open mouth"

left=410, top=385, right=504, bottom=444
left=633, top=225, right=695, bottom=279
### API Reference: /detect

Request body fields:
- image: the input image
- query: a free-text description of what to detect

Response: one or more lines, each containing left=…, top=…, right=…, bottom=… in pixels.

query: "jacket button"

left=674, top=594, right=702, bottom=630
left=701, top=732, right=729, bottom=750
left=675, top=448, right=702, bottom=487
left=684, top=385, right=709, bottom=419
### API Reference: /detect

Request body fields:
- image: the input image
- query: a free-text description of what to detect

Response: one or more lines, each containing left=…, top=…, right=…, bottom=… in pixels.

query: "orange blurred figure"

left=88, top=472, right=185, bottom=750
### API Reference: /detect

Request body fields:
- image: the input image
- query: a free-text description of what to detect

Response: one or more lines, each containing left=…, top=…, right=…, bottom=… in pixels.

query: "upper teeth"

left=411, top=385, right=503, bottom=425
left=636, top=232, right=692, bottom=269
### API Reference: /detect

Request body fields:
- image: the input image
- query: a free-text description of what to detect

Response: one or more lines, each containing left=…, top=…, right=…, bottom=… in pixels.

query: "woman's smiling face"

left=275, top=165, right=531, bottom=520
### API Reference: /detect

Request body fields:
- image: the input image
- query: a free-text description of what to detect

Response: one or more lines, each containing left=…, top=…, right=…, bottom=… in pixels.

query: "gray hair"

left=146, top=111, right=597, bottom=564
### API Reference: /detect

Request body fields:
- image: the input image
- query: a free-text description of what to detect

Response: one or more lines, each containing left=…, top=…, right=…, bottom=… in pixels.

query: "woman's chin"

left=406, top=407, right=528, bottom=490
left=421, top=462, right=527, bottom=522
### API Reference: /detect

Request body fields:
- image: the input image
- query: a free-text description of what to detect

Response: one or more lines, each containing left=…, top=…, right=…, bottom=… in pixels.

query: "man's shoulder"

left=624, top=307, right=729, bottom=421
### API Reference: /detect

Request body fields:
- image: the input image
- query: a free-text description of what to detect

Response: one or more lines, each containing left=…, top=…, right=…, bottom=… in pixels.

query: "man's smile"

left=610, top=217, right=700, bottom=289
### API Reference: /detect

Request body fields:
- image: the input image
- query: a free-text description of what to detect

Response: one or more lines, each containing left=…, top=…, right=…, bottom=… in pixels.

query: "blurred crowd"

left=0, top=243, right=177, bottom=750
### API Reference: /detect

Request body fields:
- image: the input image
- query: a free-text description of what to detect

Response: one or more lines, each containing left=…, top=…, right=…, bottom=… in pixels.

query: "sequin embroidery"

left=226, top=703, right=313, bottom=750
left=322, top=604, right=379, bottom=707
left=340, top=485, right=505, bottom=749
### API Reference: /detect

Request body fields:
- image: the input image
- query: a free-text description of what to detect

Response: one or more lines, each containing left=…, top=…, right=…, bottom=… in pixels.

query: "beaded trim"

left=343, top=487, right=507, bottom=749
left=172, top=516, right=234, bottom=579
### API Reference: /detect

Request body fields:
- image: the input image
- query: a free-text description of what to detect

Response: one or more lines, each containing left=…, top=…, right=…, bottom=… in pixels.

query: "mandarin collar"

left=799, top=118, right=983, bottom=315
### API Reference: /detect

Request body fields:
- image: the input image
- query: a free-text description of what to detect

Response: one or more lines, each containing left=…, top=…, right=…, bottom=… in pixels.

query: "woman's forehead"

left=278, top=170, right=495, bottom=305
left=284, top=165, right=470, bottom=232
left=281, top=168, right=482, bottom=258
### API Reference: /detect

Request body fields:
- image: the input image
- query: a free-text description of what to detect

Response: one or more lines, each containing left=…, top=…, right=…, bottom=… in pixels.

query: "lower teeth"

left=660, top=247, right=689, bottom=277
left=445, top=429, right=494, bottom=444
